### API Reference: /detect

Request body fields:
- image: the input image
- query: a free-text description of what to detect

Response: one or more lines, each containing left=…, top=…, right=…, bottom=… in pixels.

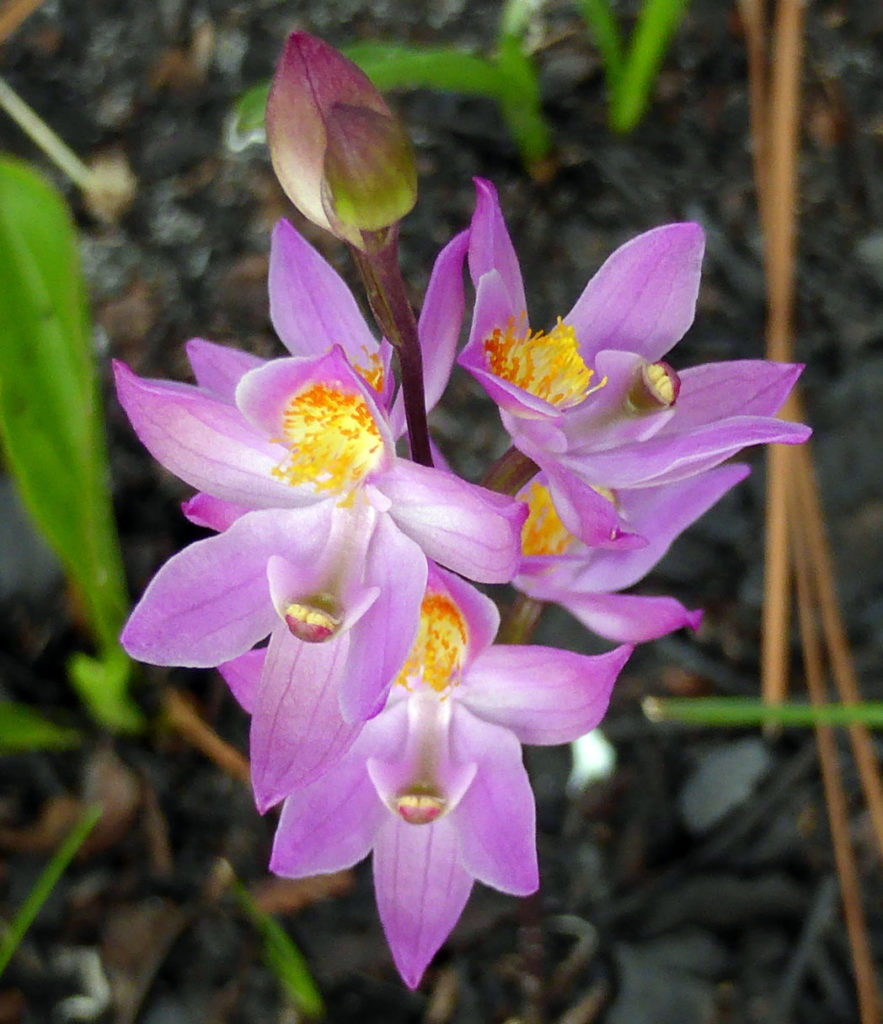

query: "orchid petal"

left=566, top=223, right=705, bottom=363
left=541, top=590, right=702, bottom=643
left=114, top=361, right=313, bottom=508
left=379, top=460, right=526, bottom=584
left=468, top=178, right=526, bottom=312
left=268, top=218, right=380, bottom=363
left=665, top=360, right=805, bottom=429
left=120, top=505, right=333, bottom=666
left=462, top=643, right=632, bottom=745
left=546, top=466, right=646, bottom=550
left=418, top=230, right=469, bottom=413
left=250, top=626, right=361, bottom=811
left=217, top=647, right=266, bottom=714
left=181, top=492, right=248, bottom=532
left=450, top=707, right=538, bottom=895
left=340, top=515, right=427, bottom=722
left=428, top=564, right=500, bottom=666
left=185, top=338, right=265, bottom=402
left=374, top=815, right=473, bottom=989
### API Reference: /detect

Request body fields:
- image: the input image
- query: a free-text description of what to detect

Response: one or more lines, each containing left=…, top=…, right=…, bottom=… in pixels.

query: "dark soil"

left=1, top=2, right=882, bottom=1022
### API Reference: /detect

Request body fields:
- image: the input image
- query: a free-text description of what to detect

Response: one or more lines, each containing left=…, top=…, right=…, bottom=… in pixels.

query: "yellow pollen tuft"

left=484, top=313, right=593, bottom=408
left=352, top=347, right=385, bottom=394
left=394, top=591, right=468, bottom=693
left=271, top=382, right=385, bottom=493
left=520, top=481, right=574, bottom=557
left=627, top=360, right=680, bottom=412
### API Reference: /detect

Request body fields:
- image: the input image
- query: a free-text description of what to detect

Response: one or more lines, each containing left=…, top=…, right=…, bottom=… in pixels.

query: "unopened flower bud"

left=266, top=32, right=417, bottom=247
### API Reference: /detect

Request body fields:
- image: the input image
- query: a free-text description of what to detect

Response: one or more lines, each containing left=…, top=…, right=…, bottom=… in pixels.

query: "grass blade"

left=0, top=702, right=82, bottom=753
left=644, top=697, right=883, bottom=729
left=0, top=804, right=102, bottom=976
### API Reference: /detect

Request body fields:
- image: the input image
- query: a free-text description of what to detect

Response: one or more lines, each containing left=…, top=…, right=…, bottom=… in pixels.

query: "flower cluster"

left=116, top=33, right=809, bottom=990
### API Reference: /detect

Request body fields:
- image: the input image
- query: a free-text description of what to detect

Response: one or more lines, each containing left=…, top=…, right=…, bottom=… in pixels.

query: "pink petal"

left=542, top=590, right=702, bottom=643
left=378, top=460, right=527, bottom=584
left=114, top=361, right=312, bottom=509
left=664, top=360, right=805, bottom=429
left=449, top=707, right=538, bottom=895
left=217, top=647, right=266, bottom=713
left=467, top=178, right=527, bottom=313
left=250, top=626, right=361, bottom=812
left=185, top=338, right=265, bottom=402
left=181, top=493, right=248, bottom=531
left=546, top=466, right=646, bottom=550
left=270, top=738, right=386, bottom=877
left=417, top=230, right=469, bottom=414
left=462, top=643, right=632, bottom=745
left=373, top=815, right=473, bottom=989
left=340, top=515, right=427, bottom=723
left=268, top=218, right=380, bottom=362
left=428, top=564, right=500, bottom=666
left=566, top=223, right=705, bottom=363
left=121, top=506, right=331, bottom=666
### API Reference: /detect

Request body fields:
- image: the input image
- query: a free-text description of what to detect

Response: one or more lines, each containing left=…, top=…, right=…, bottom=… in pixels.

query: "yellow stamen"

left=283, top=598, right=341, bottom=643
left=485, top=313, right=593, bottom=408
left=271, top=382, right=384, bottom=493
left=626, top=360, right=680, bottom=412
left=394, top=591, right=468, bottom=694
left=520, top=481, right=574, bottom=557
left=395, top=787, right=446, bottom=825
left=352, top=347, right=385, bottom=394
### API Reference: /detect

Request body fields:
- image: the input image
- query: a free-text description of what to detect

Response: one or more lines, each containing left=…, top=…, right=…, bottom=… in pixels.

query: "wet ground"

left=1, top=1, right=881, bottom=1021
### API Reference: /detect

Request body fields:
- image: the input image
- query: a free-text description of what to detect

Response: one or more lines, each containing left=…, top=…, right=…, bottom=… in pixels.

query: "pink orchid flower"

left=223, top=564, right=632, bottom=988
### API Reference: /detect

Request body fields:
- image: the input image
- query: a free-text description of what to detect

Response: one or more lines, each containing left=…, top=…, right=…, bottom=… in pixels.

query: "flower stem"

left=351, top=230, right=433, bottom=466
left=481, top=444, right=538, bottom=495
left=0, top=75, right=96, bottom=191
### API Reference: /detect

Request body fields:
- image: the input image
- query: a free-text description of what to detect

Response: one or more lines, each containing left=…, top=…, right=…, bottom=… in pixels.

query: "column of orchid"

left=115, top=33, right=810, bottom=989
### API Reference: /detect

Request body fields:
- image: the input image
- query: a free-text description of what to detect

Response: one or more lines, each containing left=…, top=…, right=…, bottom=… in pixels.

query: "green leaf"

left=0, top=804, right=102, bottom=977
left=0, top=702, right=82, bottom=753
left=644, top=697, right=883, bottom=729
left=0, top=158, right=140, bottom=731
left=345, top=41, right=504, bottom=97
left=573, top=0, right=625, bottom=93
left=611, top=0, right=690, bottom=132
left=230, top=875, right=324, bottom=1019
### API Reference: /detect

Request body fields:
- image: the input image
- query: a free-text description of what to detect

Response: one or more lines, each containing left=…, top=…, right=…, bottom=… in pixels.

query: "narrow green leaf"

left=494, top=33, right=554, bottom=170
left=0, top=804, right=102, bottom=977
left=0, top=158, right=140, bottom=731
left=644, top=697, right=883, bottom=729
left=344, top=41, right=504, bottom=97
left=0, top=702, right=82, bottom=753
left=231, top=876, right=324, bottom=1019
left=611, top=0, right=690, bottom=132
left=573, top=0, right=626, bottom=93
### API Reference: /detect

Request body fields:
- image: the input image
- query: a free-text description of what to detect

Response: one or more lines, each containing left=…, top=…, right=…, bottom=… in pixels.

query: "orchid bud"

left=266, top=32, right=417, bottom=247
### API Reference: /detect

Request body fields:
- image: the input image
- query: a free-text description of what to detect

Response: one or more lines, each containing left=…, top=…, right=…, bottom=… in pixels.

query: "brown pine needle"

left=0, top=0, right=46, bottom=45
left=162, top=688, right=251, bottom=785
left=790, top=474, right=881, bottom=1024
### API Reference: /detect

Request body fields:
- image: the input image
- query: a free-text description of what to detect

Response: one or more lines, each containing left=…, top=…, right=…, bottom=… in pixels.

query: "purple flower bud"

left=266, top=33, right=417, bottom=247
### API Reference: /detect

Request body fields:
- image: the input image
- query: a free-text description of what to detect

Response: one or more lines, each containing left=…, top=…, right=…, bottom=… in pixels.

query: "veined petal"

left=563, top=416, right=810, bottom=488
left=217, top=647, right=265, bottom=714
left=340, top=515, right=427, bottom=723
left=531, top=588, right=702, bottom=643
left=462, top=643, right=632, bottom=745
left=563, top=464, right=751, bottom=592
left=449, top=707, right=538, bottom=896
left=418, top=230, right=469, bottom=413
left=268, top=706, right=407, bottom=877
left=566, top=223, right=704, bottom=363
left=114, top=361, right=314, bottom=508
left=378, top=460, right=527, bottom=584
left=468, top=177, right=527, bottom=312
left=121, top=505, right=334, bottom=666
left=185, top=338, right=265, bottom=402
left=250, top=626, right=361, bottom=811
left=546, top=467, right=646, bottom=550
left=181, top=492, right=248, bottom=532
left=374, top=815, right=473, bottom=990
left=268, top=218, right=380, bottom=365
left=664, top=360, right=805, bottom=429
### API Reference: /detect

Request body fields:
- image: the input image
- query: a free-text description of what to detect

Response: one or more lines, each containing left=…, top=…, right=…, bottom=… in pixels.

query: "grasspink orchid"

left=460, top=178, right=811, bottom=547
left=116, top=225, right=526, bottom=795
left=515, top=463, right=751, bottom=642
left=223, top=564, right=631, bottom=988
